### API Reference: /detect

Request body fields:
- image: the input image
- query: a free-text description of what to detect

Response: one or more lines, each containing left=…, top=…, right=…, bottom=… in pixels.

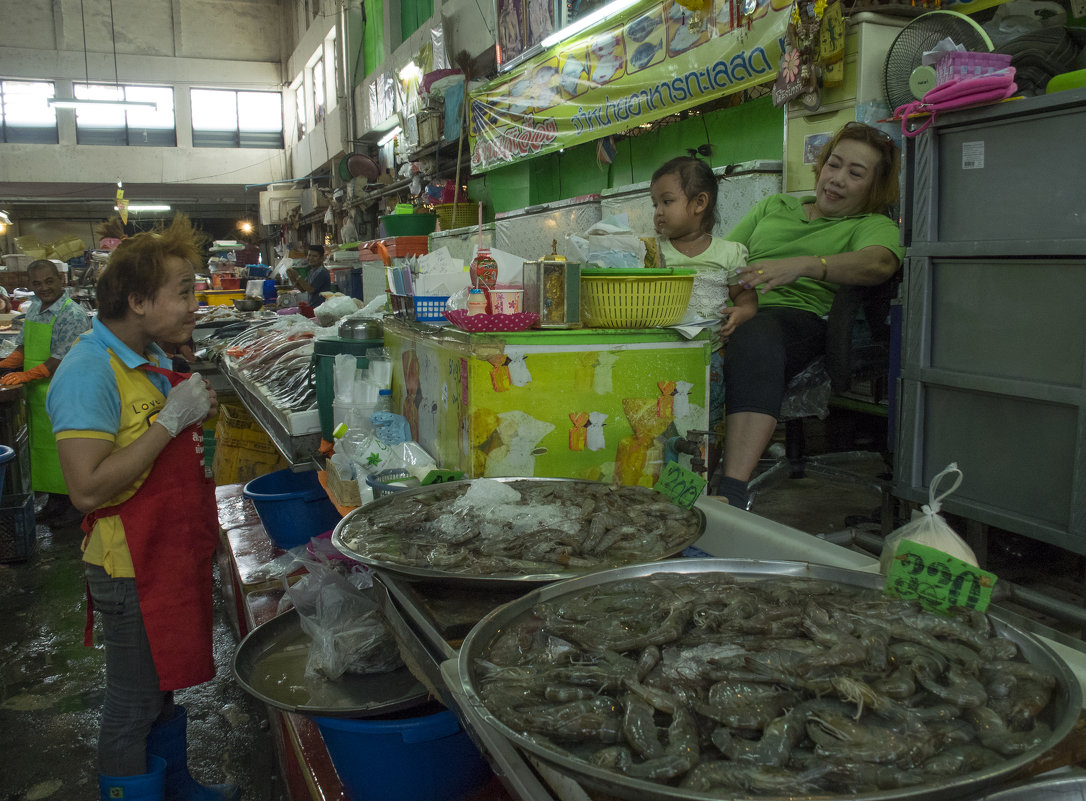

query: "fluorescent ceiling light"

left=115, top=204, right=172, bottom=212
left=540, top=0, right=640, bottom=48
left=50, top=97, right=158, bottom=112
left=377, top=126, right=402, bottom=147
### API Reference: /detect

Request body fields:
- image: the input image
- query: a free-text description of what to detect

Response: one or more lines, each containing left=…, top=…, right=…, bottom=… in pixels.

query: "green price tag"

left=421, top=469, right=467, bottom=486
left=884, top=540, right=997, bottom=613
left=654, top=461, right=706, bottom=509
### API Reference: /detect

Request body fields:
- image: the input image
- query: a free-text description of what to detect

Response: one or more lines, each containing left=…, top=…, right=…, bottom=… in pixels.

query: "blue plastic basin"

left=242, top=468, right=342, bottom=550
left=314, top=707, right=492, bottom=801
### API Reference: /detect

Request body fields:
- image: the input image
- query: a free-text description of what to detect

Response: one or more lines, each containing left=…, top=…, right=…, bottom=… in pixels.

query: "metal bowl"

left=331, top=477, right=706, bottom=589
left=454, top=559, right=1082, bottom=801
left=231, top=606, right=429, bottom=718
left=233, top=297, right=264, bottom=312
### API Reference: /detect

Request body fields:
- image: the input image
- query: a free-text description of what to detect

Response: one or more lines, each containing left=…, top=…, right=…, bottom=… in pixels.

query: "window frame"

left=190, top=87, right=284, bottom=149
left=0, top=79, right=59, bottom=144
left=73, top=83, right=176, bottom=147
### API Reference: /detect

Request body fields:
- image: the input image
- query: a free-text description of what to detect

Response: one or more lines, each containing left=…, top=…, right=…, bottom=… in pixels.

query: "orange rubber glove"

left=0, top=363, right=51, bottom=386
left=0, top=350, right=24, bottom=369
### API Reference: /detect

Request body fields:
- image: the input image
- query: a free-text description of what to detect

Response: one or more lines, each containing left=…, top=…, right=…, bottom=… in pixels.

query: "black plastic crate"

left=0, top=492, right=36, bottom=563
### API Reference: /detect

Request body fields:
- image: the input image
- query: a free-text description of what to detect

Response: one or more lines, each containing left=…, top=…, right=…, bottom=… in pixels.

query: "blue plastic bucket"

left=314, top=707, right=492, bottom=801
left=0, top=445, right=13, bottom=496
left=242, top=468, right=342, bottom=550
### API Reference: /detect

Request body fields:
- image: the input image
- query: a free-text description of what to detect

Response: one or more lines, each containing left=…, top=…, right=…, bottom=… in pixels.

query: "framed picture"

left=523, top=0, right=560, bottom=50
left=803, top=131, right=832, bottom=165
left=497, top=0, right=526, bottom=65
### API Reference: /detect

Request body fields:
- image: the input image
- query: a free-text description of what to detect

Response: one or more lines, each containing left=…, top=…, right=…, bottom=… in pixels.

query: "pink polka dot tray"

left=444, top=309, right=540, bottom=332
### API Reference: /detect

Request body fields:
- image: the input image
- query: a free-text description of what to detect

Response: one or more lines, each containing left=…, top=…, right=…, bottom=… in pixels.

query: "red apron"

left=83, top=365, right=219, bottom=691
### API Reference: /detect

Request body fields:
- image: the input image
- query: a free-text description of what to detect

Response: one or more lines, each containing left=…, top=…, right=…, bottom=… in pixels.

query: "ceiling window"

left=312, top=57, right=326, bottom=125
left=191, top=88, right=283, bottom=148
left=0, top=80, right=58, bottom=144
left=74, top=84, right=176, bottom=146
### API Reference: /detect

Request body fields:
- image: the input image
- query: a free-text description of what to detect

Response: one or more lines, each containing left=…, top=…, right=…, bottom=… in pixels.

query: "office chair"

left=745, top=280, right=897, bottom=512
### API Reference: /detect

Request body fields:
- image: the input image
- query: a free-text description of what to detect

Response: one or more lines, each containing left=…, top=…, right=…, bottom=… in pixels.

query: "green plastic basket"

left=580, top=268, right=695, bottom=328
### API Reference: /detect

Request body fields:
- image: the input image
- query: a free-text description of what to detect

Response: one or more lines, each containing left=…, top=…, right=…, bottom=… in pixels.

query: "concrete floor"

left=0, top=501, right=281, bottom=801
left=1, top=438, right=1082, bottom=800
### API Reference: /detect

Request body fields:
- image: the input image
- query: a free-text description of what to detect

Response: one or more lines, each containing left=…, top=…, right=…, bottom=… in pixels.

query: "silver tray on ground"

left=454, top=558, right=1083, bottom=801
left=331, top=477, right=706, bottom=590
left=232, top=607, right=430, bottom=718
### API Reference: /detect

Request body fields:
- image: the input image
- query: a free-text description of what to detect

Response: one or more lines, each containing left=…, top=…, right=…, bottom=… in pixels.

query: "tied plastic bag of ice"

left=281, top=552, right=402, bottom=679
left=880, top=462, right=978, bottom=574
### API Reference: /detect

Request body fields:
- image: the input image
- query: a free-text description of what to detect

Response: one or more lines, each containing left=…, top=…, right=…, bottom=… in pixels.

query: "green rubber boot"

left=146, top=706, right=240, bottom=801
left=99, top=755, right=166, bottom=800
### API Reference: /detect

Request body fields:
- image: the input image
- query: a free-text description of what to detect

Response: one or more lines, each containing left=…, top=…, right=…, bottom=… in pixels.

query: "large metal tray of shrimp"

left=330, top=477, right=706, bottom=589
left=453, top=558, right=1082, bottom=801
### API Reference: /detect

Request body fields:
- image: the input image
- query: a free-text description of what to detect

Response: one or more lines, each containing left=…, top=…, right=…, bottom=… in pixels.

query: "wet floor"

left=0, top=502, right=280, bottom=801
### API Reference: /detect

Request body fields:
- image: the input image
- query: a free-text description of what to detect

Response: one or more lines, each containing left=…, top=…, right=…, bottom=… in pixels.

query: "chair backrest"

left=823, top=277, right=897, bottom=395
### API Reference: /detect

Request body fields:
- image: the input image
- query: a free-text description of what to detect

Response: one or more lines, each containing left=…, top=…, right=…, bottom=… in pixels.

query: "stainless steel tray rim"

left=455, top=558, right=1083, bottom=801
left=330, top=477, right=706, bottom=588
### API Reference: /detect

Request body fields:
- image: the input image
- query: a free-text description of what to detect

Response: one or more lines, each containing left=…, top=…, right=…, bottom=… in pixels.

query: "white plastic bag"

left=313, top=294, right=362, bottom=327
left=880, top=462, right=977, bottom=574
left=282, top=552, right=403, bottom=680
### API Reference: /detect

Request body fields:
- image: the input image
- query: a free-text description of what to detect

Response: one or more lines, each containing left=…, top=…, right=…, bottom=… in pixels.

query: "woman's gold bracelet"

left=817, top=256, right=828, bottom=281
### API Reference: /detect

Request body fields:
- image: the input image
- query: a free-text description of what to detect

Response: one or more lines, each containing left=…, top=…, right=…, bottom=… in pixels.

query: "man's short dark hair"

left=27, top=259, right=60, bottom=276
left=308, top=244, right=325, bottom=255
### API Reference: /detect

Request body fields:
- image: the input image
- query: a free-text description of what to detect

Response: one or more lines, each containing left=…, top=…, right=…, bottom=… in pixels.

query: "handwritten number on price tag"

left=421, top=469, right=466, bottom=486
left=654, top=462, right=706, bottom=509
left=884, top=540, right=997, bottom=613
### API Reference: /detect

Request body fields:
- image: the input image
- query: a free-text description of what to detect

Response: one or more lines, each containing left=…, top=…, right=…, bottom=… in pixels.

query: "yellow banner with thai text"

left=467, top=0, right=1009, bottom=173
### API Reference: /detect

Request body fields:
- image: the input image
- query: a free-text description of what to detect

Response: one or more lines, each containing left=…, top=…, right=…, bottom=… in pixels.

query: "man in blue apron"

left=0, top=259, right=91, bottom=524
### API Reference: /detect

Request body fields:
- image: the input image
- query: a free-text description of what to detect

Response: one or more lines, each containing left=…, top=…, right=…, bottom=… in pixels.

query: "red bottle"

left=470, top=248, right=498, bottom=290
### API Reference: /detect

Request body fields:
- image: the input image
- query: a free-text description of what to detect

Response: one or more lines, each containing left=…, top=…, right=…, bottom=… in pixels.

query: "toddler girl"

left=650, top=155, right=756, bottom=429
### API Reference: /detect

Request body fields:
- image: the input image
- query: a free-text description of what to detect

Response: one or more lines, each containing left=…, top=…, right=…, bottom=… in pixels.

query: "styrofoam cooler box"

left=429, top=223, right=495, bottom=265
left=600, top=161, right=783, bottom=238
left=495, top=194, right=602, bottom=261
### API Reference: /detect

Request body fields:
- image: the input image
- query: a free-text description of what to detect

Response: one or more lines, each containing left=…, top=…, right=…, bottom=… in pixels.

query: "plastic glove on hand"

left=155, top=373, right=211, bottom=436
left=1, top=363, right=50, bottom=386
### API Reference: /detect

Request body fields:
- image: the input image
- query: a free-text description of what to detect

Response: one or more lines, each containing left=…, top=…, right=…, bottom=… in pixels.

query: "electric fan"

left=883, top=11, right=994, bottom=111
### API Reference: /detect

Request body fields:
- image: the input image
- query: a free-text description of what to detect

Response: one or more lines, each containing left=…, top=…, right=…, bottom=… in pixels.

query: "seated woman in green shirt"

left=712, top=122, right=906, bottom=508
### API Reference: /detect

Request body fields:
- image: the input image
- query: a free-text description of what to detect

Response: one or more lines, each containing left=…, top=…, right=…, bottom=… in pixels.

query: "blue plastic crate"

left=0, top=492, right=36, bottom=563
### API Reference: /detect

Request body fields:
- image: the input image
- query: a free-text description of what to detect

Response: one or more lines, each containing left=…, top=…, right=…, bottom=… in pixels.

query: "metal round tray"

left=232, top=607, right=429, bottom=718
left=454, top=558, right=1082, bottom=801
left=330, top=477, right=706, bottom=589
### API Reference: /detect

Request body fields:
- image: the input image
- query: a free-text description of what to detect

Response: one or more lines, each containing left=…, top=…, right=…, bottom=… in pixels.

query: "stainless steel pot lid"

left=338, top=317, right=383, bottom=340
left=232, top=607, right=430, bottom=717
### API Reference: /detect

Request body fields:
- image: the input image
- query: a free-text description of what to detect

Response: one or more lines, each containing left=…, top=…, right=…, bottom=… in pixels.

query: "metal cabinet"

left=894, top=88, right=1086, bottom=554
